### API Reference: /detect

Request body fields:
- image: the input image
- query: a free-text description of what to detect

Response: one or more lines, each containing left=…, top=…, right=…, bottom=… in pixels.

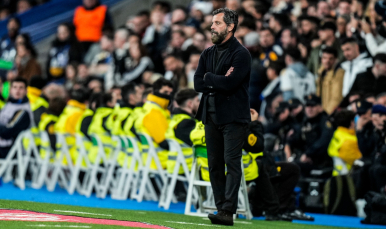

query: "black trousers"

left=248, top=161, right=280, bottom=216
left=249, top=162, right=300, bottom=215
left=272, top=162, right=300, bottom=212
left=205, top=114, right=247, bottom=213
left=369, top=164, right=386, bottom=192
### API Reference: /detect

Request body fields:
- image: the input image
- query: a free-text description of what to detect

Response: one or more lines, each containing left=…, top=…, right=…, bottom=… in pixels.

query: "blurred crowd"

left=1, top=0, right=386, bottom=222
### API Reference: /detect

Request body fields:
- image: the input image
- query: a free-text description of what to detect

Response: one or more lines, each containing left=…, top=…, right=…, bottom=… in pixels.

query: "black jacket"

left=290, top=112, right=334, bottom=164
left=194, top=37, right=251, bottom=125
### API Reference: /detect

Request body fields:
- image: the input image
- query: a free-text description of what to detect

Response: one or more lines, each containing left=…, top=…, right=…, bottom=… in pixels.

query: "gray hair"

left=212, top=8, right=238, bottom=33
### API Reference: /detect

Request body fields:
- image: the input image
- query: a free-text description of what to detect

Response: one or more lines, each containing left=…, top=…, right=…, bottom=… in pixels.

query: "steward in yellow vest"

left=38, top=98, right=67, bottom=160
left=28, top=77, right=48, bottom=126
left=54, top=88, right=89, bottom=165
left=134, top=78, right=174, bottom=169
left=328, top=110, right=362, bottom=176
left=111, top=83, right=143, bottom=136
left=165, top=89, right=199, bottom=174
left=88, top=93, right=117, bottom=164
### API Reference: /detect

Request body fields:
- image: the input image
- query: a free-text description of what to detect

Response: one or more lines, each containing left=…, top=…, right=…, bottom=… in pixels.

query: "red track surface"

left=0, top=209, right=169, bottom=228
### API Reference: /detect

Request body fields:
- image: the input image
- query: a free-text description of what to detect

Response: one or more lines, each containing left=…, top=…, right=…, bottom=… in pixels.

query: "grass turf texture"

left=0, top=200, right=353, bottom=229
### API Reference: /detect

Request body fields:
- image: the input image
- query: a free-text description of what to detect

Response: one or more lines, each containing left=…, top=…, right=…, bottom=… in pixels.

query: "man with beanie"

left=194, top=8, right=251, bottom=226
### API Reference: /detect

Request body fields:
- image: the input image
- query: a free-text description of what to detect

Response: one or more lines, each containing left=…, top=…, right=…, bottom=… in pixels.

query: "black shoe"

left=265, top=213, right=293, bottom=221
left=208, top=210, right=234, bottom=226
left=284, top=210, right=314, bottom=221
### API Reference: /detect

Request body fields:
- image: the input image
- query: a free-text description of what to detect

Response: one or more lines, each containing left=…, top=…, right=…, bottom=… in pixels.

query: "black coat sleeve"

left=304, top=119, right=334, bottom=158
left=204, top=49, right=251, bottom=92
left=175, top=119, right=196, bottom=147
left=0, top=110, right=31, bottom=139
left=356, top=127, right=376, bottom=158
left=243, top=120, right=264, bottom=153
left=194, top=50, right=213, bottom=94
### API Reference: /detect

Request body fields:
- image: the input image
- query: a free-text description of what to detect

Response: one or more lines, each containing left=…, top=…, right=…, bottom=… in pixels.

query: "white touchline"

left=26, top=225, right=91, bottom=228
left=165, top=221, right=221, bottom=227
left=53, top=210, right=112, bottom=217
left=201, top=218, right=252, bottom=224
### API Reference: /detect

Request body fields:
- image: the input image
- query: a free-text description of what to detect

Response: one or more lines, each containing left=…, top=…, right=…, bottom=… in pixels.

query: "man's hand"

left=225, top=66, right=234, bottom=77
left=300, top=154, right=312, bottom=164
left=361, top=20, right=372, bottom=34
left=250, top=108, right=259, bottom=121
left=357, top=115, right=371, bottom=131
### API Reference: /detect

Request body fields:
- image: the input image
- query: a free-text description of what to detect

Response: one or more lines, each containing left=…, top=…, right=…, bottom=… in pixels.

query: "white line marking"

left=165, top=221, right=221, bottom=227
left=27, top=225, right=91, bottom=228
left=53, top=210, right=112, bottom=217
left=201, top=218, right=252, bottom=224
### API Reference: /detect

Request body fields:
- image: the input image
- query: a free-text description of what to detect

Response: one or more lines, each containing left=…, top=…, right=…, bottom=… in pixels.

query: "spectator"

left=117, top=43, right=154, bottom=86
left=142, top=6, right=171, bottom=74
left=83, top=26, right=114, bottom=65
left=64, top=62, right=78, bottom=91
left=104, top=28, right=129, bottom=91
left=165, top=30, right=186, bottom=58
left=185, top=51, right=200, bottom=89
left=317, top=0, right=331, bottom=19
left=280, top=28, right=298, bottom=50
left=260, top=61, right=284, bottom=120
left=350, top=53, right=386, bottom=98
left=289, top=98, right=304, bottom=124
left=259, top=27, right=283, bottom=67
left=316, top=47, right=345, bottom=114
left=0, top=17, right=21, bottom=81
left=328, top=109, right=362, bottom=176
left=182, top=31, right=206, bottom=63
left=0, top=7, right=10, bottom=20
left=340, top=38, right=373, bottom=97
left=280, top=47, right=316, bottom=102
left=88, top=30, right=115, bottom=78
left=171, top=6, right=187, bottom=24
left=46, top=23, right=83, bottom=83
left=73, top=0, right=112, bottom=53
left=126, top=10, right=150, bottom=38
left=0, top=78, right=32, bottom=158
left=17, top=0, right=32, bottom=14
left=163, top=54, right=187, bottom=90
left=12, top=41, right=42, bottom=83
left=289, top=94, right=334, bottom=177
left=297, top=16, right=319, bottom=53
left=338, top=0, right=351, bottom=15
left=269, top=13, right=291, bottom=45
left=336, top=14, right=350, bottom=38
left=307, top=21, right=343, bottom=75
left=368, top=104, right=386, bottom=192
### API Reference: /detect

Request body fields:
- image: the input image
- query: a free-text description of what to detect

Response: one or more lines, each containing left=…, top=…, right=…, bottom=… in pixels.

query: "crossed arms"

left=194, top=49, right=251, bottom=93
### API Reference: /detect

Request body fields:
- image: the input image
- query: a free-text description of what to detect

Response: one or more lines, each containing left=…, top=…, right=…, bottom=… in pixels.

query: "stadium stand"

left=1, top=0, right=386, bottom=227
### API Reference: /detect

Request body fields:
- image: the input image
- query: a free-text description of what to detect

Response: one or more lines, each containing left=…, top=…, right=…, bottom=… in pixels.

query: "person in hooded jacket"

left=280, top=47, right=316, bottom=103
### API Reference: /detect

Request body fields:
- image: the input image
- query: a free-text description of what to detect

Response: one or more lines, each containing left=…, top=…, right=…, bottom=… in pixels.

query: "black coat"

left=194, top=37, right=251, bottom=125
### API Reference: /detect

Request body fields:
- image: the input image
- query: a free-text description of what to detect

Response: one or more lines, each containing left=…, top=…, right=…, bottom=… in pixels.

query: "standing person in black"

left=194, top=8, right=252, bottom=226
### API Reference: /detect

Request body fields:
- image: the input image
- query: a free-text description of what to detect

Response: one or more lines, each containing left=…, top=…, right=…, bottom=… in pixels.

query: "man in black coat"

left=194, top=8, right=251, bottom=226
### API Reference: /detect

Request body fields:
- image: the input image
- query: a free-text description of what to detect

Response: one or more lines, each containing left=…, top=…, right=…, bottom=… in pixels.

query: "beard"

left=211, top=27, right=229, bottom=45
